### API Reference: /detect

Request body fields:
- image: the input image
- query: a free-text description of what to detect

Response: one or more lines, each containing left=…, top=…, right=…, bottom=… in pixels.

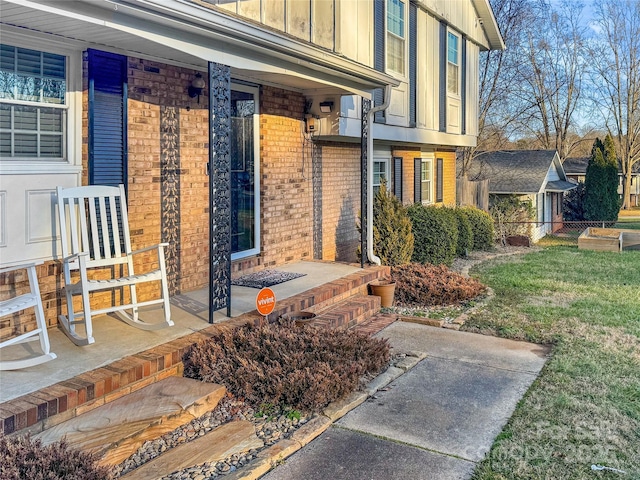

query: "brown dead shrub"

left=0, top=434, right=112, bottom=480
left=392, top=263, right=486, bottom=307
left=183, top=319, right=390, bottom=412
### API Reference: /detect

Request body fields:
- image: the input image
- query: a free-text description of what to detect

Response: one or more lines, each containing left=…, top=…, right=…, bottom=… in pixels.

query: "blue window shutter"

left=436, top=157, right=444, bottom=202
left=409, top=3, right=417, bottom=128
left=461, top=35, right=467, bottom=135
left=88, top=49, right=127, bottom=188
left=414, top=158, right=422, bottom=203
left=439, top=21, right=447, bottom=132
left=373, top=0, right=386, bottom=123
left=393, top=156, right=403, bottom=201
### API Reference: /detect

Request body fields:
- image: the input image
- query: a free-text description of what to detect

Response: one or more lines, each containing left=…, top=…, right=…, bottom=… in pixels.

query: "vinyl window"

left=386, top=0, right=405, bottom=75
left=0, top=44, right=67, bottom=160
left=421, top=158, right=433, bottom=204
left=447, top=31, right=459, bottom=95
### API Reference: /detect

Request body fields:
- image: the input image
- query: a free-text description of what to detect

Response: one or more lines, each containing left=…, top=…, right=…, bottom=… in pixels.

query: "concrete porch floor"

left=0, top=261, right=361, bottom=403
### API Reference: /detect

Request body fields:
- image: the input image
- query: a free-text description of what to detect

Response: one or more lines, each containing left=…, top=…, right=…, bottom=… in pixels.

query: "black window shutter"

left=436, top=157, right=444, bottom=202
left=461, top=35, right=467, bottom=135
left=88, top=49, right=127, bottom=188
left=409, top=4, right=417, bottom=128
left=414, top=158, right=422, bottom=203
left=373, top=0, right=386, bottom=123
left=439, top=22, right=447, bottom=132
left=393, top=156, right=403, bottom=201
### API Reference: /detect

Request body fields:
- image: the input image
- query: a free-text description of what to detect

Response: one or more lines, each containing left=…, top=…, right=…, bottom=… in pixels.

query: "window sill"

left=0, top=162, right=82, bottom=175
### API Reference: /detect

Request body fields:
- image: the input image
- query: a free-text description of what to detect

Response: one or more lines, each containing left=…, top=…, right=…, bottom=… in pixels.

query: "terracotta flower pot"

left=369, top=281, right=396, bottom=307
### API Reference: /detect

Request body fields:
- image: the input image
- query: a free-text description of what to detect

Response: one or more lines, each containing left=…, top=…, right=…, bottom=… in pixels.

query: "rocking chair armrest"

left=128, top=243, right=169, bottom=256
left=0, top=260, right=44, bottom=275
left=61, top=252, right=89, bottom=264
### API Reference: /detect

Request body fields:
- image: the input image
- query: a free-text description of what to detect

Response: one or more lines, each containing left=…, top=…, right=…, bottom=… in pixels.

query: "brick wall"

left=391, top=147, right=421, bottom=205
left=317, top=142, right=361, bottom=262
left=391, top=148, right=456, bottom=206
left=258, top=85, right=313, bottom=269
left=436, top=150, right=457, bottom=206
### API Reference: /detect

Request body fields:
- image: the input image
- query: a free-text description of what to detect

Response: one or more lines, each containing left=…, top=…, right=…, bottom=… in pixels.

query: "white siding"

left=336, top=0, right=372, bottom=66
left=466, top=42, right=480, bottom=136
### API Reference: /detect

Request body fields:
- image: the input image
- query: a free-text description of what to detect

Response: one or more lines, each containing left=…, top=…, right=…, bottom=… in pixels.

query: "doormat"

left=170, top=295, right=209, bottom=315
left=231, top=270, right=306, bottom=289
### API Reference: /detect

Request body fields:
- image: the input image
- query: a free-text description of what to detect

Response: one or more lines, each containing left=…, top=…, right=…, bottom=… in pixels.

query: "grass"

left=464, top=246, right=640, bottom=479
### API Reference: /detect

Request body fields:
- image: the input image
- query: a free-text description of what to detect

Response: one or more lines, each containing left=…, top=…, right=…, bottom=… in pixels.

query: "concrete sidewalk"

left=261, top=322, right=549, bottom=480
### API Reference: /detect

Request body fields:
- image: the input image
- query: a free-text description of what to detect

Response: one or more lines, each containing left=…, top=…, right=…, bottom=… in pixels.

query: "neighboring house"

left=466, top=150, right=576, bottom=241
left=563, top=157, right=640, bottom=207
left=0, top=0, right=503, bottom=332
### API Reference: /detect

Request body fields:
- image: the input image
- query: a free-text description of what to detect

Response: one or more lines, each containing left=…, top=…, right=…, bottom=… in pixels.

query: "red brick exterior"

left=1, top=56, right=460, bottom=338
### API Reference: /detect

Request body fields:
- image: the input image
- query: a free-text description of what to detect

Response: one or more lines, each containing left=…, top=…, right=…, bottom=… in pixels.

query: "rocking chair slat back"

left=58, top=185, right=132, bottom=269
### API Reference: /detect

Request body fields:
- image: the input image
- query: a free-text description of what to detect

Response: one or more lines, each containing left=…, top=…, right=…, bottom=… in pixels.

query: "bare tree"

left=515, top=1, right=589, bottom=161
left=591, top=0, right=640, bottom=210
left=459, top=0, right=539, bottom=177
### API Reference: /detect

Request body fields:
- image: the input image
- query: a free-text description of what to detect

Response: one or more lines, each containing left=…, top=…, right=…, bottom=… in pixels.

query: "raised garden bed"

left=578, top=227, right=640, bottom=252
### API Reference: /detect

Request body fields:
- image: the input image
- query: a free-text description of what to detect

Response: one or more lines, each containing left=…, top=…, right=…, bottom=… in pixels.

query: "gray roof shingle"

left=465, top=150, right=559, bottom=194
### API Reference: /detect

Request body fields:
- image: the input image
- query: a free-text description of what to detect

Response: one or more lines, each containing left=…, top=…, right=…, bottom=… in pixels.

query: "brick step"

left=33, top=377, right=226, bottom=468
left=121, top=420, right=262, bottom=479
left=305, top=294, right=381, bottom=330
left=271, top=266, right=389, bottom=319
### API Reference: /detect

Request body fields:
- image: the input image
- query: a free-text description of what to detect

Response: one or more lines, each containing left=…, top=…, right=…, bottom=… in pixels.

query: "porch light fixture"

left=319, top=101, right=334, bottom=113
left=188, top=73, right=206, bottom=103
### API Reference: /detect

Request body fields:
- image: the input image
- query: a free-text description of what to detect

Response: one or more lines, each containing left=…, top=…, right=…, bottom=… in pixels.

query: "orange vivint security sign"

left=256, top=287, right=276, bottom=316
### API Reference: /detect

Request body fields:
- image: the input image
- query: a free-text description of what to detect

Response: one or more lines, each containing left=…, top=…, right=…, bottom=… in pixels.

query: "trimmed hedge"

left=453, top=207, right=473, bottom=257
left=461, top=207, right=494, bottom=250
left=0, top=434, right=111, bottom=480
left=407, top=204, right=458, bottom=266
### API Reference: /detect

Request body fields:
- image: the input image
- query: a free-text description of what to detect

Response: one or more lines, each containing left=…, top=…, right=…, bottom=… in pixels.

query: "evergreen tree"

left=583, top=136, right=620, bottom=221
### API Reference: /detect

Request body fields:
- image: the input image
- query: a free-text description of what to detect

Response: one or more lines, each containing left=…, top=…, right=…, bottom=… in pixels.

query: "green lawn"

left=464, top=246, right=640, bottom=479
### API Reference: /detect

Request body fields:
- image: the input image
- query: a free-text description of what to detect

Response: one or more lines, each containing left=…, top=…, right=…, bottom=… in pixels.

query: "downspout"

left=367, top=84, right=393, bottom=266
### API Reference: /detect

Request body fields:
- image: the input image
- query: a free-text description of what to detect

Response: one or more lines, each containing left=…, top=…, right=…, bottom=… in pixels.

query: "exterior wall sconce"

left=188, top=73, right=205, bottom=103
left=319, top=101, right=334, bottom=113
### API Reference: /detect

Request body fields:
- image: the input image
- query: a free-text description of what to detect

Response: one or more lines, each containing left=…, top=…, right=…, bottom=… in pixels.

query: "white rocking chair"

left=56, top=185, right=174, bottom=346
left=0, top=262, right=57, bottom=370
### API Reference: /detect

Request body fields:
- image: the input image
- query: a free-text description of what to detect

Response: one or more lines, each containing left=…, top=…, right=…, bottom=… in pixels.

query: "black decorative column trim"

left=361, top=97, right=371, bottom=268
left=160, top=106, right=181, bottom=296
left=312, top=141, right=323, bottom=259
left=208, top=62, right=232, bottom=320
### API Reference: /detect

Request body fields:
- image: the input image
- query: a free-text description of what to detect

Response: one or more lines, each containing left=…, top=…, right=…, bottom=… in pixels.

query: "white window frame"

left=0, top=30, right=81, bottom=175
left=447, top=30, right=460, bottom=97
left=373, top=158, right=390, bottom=194
left=421, top=156, right=433, bottom=204
left=230, top=82, right=261, bottom=261
left=386, top=0, right=407, bottom=76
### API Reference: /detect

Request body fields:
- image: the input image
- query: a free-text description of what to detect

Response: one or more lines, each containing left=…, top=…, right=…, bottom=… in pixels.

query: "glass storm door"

left=230, top=86, right=259, bottom=259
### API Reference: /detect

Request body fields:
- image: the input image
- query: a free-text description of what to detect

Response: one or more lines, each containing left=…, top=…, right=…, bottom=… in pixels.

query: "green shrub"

left=392, top=263, right=486, bottom=306
left=453, top=207, right=473, bottom=257
left=0, top=434, right=111, bottom=480
left=183, top=319, right=390, bottom=412
left=407, top=204, right=458, bottom=266
left=461, top=206, right=495, bottom=250
left=361, top=182, right=414, bottom=266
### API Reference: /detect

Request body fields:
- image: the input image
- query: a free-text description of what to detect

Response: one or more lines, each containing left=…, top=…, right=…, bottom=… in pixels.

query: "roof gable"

left=466, top=150, right=561, bottom=194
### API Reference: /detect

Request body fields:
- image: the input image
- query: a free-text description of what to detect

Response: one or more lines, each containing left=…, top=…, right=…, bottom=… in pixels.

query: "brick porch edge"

left=1, top=266, right=389, bottom=437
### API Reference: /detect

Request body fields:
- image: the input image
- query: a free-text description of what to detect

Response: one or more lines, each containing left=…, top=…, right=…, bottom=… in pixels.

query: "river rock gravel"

left=112, top=395, right=310, bottom=479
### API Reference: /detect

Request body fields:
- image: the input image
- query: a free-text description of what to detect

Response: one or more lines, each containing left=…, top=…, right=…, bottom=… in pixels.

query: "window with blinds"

left=0, top=44, right=67, bottom=160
